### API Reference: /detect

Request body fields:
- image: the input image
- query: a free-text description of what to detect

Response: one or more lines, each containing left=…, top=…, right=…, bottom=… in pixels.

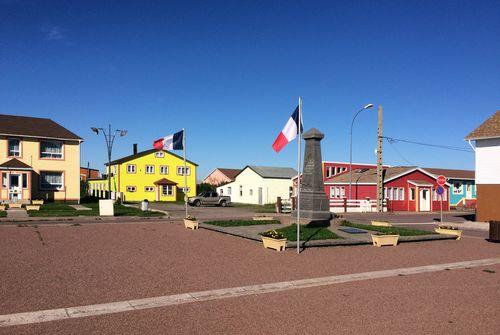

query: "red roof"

left=217, top=168, right=241, bottom=181
left=154, top=178, right=178, bottom=185
left=0, top=158, right=32, bottom=170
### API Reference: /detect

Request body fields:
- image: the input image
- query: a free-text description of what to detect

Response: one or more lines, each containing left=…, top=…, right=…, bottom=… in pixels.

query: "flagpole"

left=297, top=97, right=302, bottom=254
left=183, top=128, right=188, bottom=218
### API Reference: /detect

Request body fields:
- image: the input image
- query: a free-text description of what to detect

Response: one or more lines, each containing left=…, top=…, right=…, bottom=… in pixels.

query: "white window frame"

left=40, top=140, right=63, bottom=159
left=340, top=187, right=345, bottom=198
left=126, top=164, right=136, bottom=174
left=7, top=138, right=21, bottom=157
left=329, top=186, right=335, bottom=198
left=155, top=151, right=165, bottom=158
left=126, top=186, right=137, bottom=192
left=239, top=185, right=243, bottom=196
left=409, top=188, right=415, bottom=201
left=40, top=171, right=64, bottom=191
left=249, top=189, right=253, bottom=196
left=145, top=165, right=155, bottom=174
left=162, top=185, right=173, bottom=196
left=453, top=183, right=463, bottom=195
left=160, top=165, right=169, bottom=175
left=227, top=187, right=232, bottom=195
left=176, top=166, right=191, bottom=176
left=145, top=186, right=154, bottom=192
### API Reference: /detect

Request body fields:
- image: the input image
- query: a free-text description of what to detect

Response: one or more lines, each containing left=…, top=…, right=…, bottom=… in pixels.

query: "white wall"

left=217, top=168, right=293, bottom=204
left=475, top=138, right=500, bottom=184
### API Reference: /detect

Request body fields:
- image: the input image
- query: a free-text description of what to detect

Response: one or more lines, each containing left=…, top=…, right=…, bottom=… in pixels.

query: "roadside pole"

left=296, top=97, right=302, bottom=255
left=183, top=128, right=188, bottom=218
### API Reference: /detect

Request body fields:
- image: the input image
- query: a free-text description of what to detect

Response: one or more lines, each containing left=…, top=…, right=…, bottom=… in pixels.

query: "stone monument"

left=295, top=128, right=331, bottom=224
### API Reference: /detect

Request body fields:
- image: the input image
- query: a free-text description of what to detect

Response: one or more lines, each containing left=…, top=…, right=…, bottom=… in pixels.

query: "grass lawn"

left=28, top=203, right=164, bottom=217
left=231, top=203, right=276, bottom=213
left=205, top=219, right=280, bottom=227
left=264, top=224, right=341, bottom=241
left=341, top=221, right=435, bottom=236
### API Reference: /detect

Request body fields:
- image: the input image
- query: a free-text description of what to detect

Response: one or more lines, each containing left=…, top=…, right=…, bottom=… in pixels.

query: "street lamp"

left=91, top=124, right=127, bottom=199
left=349, top=104, right=374, bottom=200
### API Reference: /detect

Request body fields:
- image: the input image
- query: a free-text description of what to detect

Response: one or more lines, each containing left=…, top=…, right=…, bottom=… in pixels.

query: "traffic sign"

left=436, top=186, right=444, bottom=195
left=437, top=175, right=447, bottom=186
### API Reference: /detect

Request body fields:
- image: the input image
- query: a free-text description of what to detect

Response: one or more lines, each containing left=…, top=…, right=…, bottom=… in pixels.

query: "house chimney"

left=133, top=143, right=138, bottom=155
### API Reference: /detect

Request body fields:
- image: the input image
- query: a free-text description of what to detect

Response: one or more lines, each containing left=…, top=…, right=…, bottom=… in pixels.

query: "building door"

left=9, top=174, right=22, bottom=201
left=466, top=183, right=472, bottom=199
left=419, top=188, right=430, bottom=212
left=258, top=187, right=263, bottom=205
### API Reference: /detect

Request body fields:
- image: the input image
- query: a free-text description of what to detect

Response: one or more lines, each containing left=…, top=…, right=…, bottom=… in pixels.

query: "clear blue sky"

left=1, top=0, right=499, bottom=179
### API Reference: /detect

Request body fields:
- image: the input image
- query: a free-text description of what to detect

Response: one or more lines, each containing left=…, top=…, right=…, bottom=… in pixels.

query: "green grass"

left=264, top=224, right=341, bottom=242
left=28, top=203, right=164, bottom=217
left=340, top=221, right=435, bottom=236
left=231, top=202, right=276, bottom=213
left=0, top=211, right=6, bottom=217
left=205, top=219, right=280, bottom=227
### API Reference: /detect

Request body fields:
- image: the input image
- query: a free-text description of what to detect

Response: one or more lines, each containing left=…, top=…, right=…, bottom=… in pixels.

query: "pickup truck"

left=188, top=192, right=231, bottom=207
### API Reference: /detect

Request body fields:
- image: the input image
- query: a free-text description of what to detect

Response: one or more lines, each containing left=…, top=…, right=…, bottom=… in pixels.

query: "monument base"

left=292, top=209, right=332, bottom=226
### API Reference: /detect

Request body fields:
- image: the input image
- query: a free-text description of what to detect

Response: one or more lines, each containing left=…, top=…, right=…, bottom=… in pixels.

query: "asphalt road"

left=0, top=218, right=498, bottom=334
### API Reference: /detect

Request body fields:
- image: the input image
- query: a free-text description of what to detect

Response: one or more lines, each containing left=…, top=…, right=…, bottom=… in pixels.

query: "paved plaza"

left=0, top=215, right=498, bottom=334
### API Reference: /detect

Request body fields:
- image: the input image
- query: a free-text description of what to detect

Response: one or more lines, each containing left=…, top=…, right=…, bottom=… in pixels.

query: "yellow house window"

left=145, top=165, right=155, bottom=174
left=126, top=186, right=137, bottom=192
left=155, top=151, right=165, bottom=158
left=176, top=166, right=190, bottom=176
left=145, top=186, right=154, bottom=192
left=160, top=166, right=169, bottom=175
left=162, top=185, right=173, bottom=196
left=126, top=165, right=136, bottom=174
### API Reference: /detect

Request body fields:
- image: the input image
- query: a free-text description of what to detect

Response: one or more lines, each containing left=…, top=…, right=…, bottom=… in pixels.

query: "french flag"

left=272, top=106, right=303, bottom=152
left=153, top=130, right=184, bottom=150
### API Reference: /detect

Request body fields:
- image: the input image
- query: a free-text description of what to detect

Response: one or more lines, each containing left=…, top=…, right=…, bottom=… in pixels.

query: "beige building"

left=0, top=114, right=82, bottom=203
left=465, top=111, right=500, bottom=221
left=217, top=166, right=296, bottom=205
left=203, top=168, right=241, bottom=186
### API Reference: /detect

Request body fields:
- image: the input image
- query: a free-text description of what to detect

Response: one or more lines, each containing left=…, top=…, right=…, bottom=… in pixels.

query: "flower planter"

left=253, top=216, right=274, bottom=221
left=262, top=236, right=287, bottom=251
left=371, top=234, right=399, bottom=247
left=26, top=205, right=40, bottom=211
left=0, top=205, right=5, bottom=211
left=184, top=219, right=199, bottom=230
left=371, top=220, right=392, bottom=227
left=9, top=203, right=22, bottom=209
left=434, top=227, right=462, bottom=240
left=32, top=200, right=44, bottom=205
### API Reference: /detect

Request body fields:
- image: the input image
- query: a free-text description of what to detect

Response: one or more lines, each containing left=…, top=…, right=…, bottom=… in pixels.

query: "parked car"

left=188, top=192, right=231, bottom=207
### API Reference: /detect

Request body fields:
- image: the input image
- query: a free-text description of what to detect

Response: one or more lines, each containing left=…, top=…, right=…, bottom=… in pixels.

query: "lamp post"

left=349, top=104, right=373, bottom=200
left=91, top=124, right=127, bottom=199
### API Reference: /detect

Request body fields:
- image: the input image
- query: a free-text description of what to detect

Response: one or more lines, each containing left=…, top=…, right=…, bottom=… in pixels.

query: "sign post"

left=436, top=175, right=446, bottom=224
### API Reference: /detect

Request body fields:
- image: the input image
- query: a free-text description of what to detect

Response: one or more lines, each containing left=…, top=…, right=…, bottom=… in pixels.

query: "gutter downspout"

left=467, top=140, right=476, bottom=152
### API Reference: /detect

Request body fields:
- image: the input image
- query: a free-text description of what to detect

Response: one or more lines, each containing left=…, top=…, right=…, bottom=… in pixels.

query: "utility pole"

left=376, top=106, right=384, bottom=212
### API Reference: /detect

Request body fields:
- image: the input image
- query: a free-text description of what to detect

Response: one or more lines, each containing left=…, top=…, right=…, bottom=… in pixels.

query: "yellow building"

left=0, top=114, right=82, bottom=203
left=89, top=148, right=197, bottom=202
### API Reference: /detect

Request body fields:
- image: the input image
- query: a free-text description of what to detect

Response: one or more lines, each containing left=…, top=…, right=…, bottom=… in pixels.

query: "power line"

left=382, top=136, right=473, bottom=153
left=386, top=140, right=414, bottom=165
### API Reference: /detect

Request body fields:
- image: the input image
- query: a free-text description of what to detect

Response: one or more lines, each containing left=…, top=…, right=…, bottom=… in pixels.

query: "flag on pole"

left=153, top=130, right=184, bottom=150
left=272, top=106, right=303, bottom=152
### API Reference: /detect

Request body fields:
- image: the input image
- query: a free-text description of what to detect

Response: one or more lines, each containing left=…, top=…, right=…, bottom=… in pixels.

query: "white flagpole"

left=183, top=128, right=188, bottom=218
left=297, top=97, right=302, bottom=254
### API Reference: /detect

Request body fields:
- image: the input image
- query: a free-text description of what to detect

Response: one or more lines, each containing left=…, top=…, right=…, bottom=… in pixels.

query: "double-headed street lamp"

left=349, top=104, right=374, bottom=200
left=91, top=125, right=127, bottom=199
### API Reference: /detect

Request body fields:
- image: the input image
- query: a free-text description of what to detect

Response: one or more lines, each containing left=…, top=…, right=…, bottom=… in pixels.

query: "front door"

left=419, top=188, right=430, bottom=212
left=9, top=174, right=22, bottom=201
left=466, top=183, right=472, bottom=199
left=258, top=187, right=263, bottom=205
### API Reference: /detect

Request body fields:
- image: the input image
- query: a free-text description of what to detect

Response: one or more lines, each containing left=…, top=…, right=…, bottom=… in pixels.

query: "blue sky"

left=1, top=0, right=498, bottom=179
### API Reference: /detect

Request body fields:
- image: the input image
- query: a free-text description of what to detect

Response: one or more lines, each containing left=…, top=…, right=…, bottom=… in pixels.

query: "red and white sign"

left=436, top=175, right=447, bottom=186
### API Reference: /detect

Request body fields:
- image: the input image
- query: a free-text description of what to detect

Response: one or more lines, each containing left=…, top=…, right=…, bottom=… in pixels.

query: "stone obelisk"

left=295, top=128, right=331, bottom=225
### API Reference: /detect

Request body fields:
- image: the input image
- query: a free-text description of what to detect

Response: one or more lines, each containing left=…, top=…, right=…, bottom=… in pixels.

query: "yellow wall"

left=90, top=150, right=197, bottom=202
left=0, top=136, right=81, bottom=201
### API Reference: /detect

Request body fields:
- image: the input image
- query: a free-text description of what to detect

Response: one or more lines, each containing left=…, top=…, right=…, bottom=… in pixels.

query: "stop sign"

left=437, top=175, right=447, bottom=186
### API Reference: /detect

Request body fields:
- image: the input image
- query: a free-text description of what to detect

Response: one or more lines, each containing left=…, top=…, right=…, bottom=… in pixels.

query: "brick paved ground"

left=0, top=220, right=498, bottom=334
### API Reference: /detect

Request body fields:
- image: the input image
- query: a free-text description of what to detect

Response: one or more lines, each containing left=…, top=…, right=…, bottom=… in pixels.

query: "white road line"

left=1, top=257, right=499, bottom=327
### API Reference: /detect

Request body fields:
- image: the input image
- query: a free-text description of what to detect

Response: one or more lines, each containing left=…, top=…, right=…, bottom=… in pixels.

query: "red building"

left=80, top=167, right=100, bottom=181
left=322, top=161, right=388, bottom=179
left=324, top=166, right=450, bottom=212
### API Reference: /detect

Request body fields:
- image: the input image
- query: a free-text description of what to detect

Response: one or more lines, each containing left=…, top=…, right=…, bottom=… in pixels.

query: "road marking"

left=1, top=257, right=499, bottom=327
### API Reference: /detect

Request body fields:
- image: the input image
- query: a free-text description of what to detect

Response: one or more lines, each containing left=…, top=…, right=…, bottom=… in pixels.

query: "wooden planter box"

left=32, top=200, right=44, bottom=205
left=371, top=220, right=392, bottom=227
left=371, top=234, right=399, bottom=247
left=184, top=219, right=199, bottom=230
left=9, top=203, right=22, bottom=209
left=253, top=216, right=274, bottom=221
left=26, top=205, right=40, bottom=211
left=435, top=228, right=462, bottom=240
left=262, top=237, right=287, bottom=251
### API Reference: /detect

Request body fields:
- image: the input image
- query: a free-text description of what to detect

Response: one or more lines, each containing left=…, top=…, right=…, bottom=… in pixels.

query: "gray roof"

left=246, top=165, right=297, bottom=179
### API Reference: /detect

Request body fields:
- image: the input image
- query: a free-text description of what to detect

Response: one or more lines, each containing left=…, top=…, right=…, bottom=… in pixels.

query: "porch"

left=0, top=159, right=33, bottom=204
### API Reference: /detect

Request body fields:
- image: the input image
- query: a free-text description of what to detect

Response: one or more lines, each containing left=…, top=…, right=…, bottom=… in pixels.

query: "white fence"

left=329, top=198, right=387, bottom=213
